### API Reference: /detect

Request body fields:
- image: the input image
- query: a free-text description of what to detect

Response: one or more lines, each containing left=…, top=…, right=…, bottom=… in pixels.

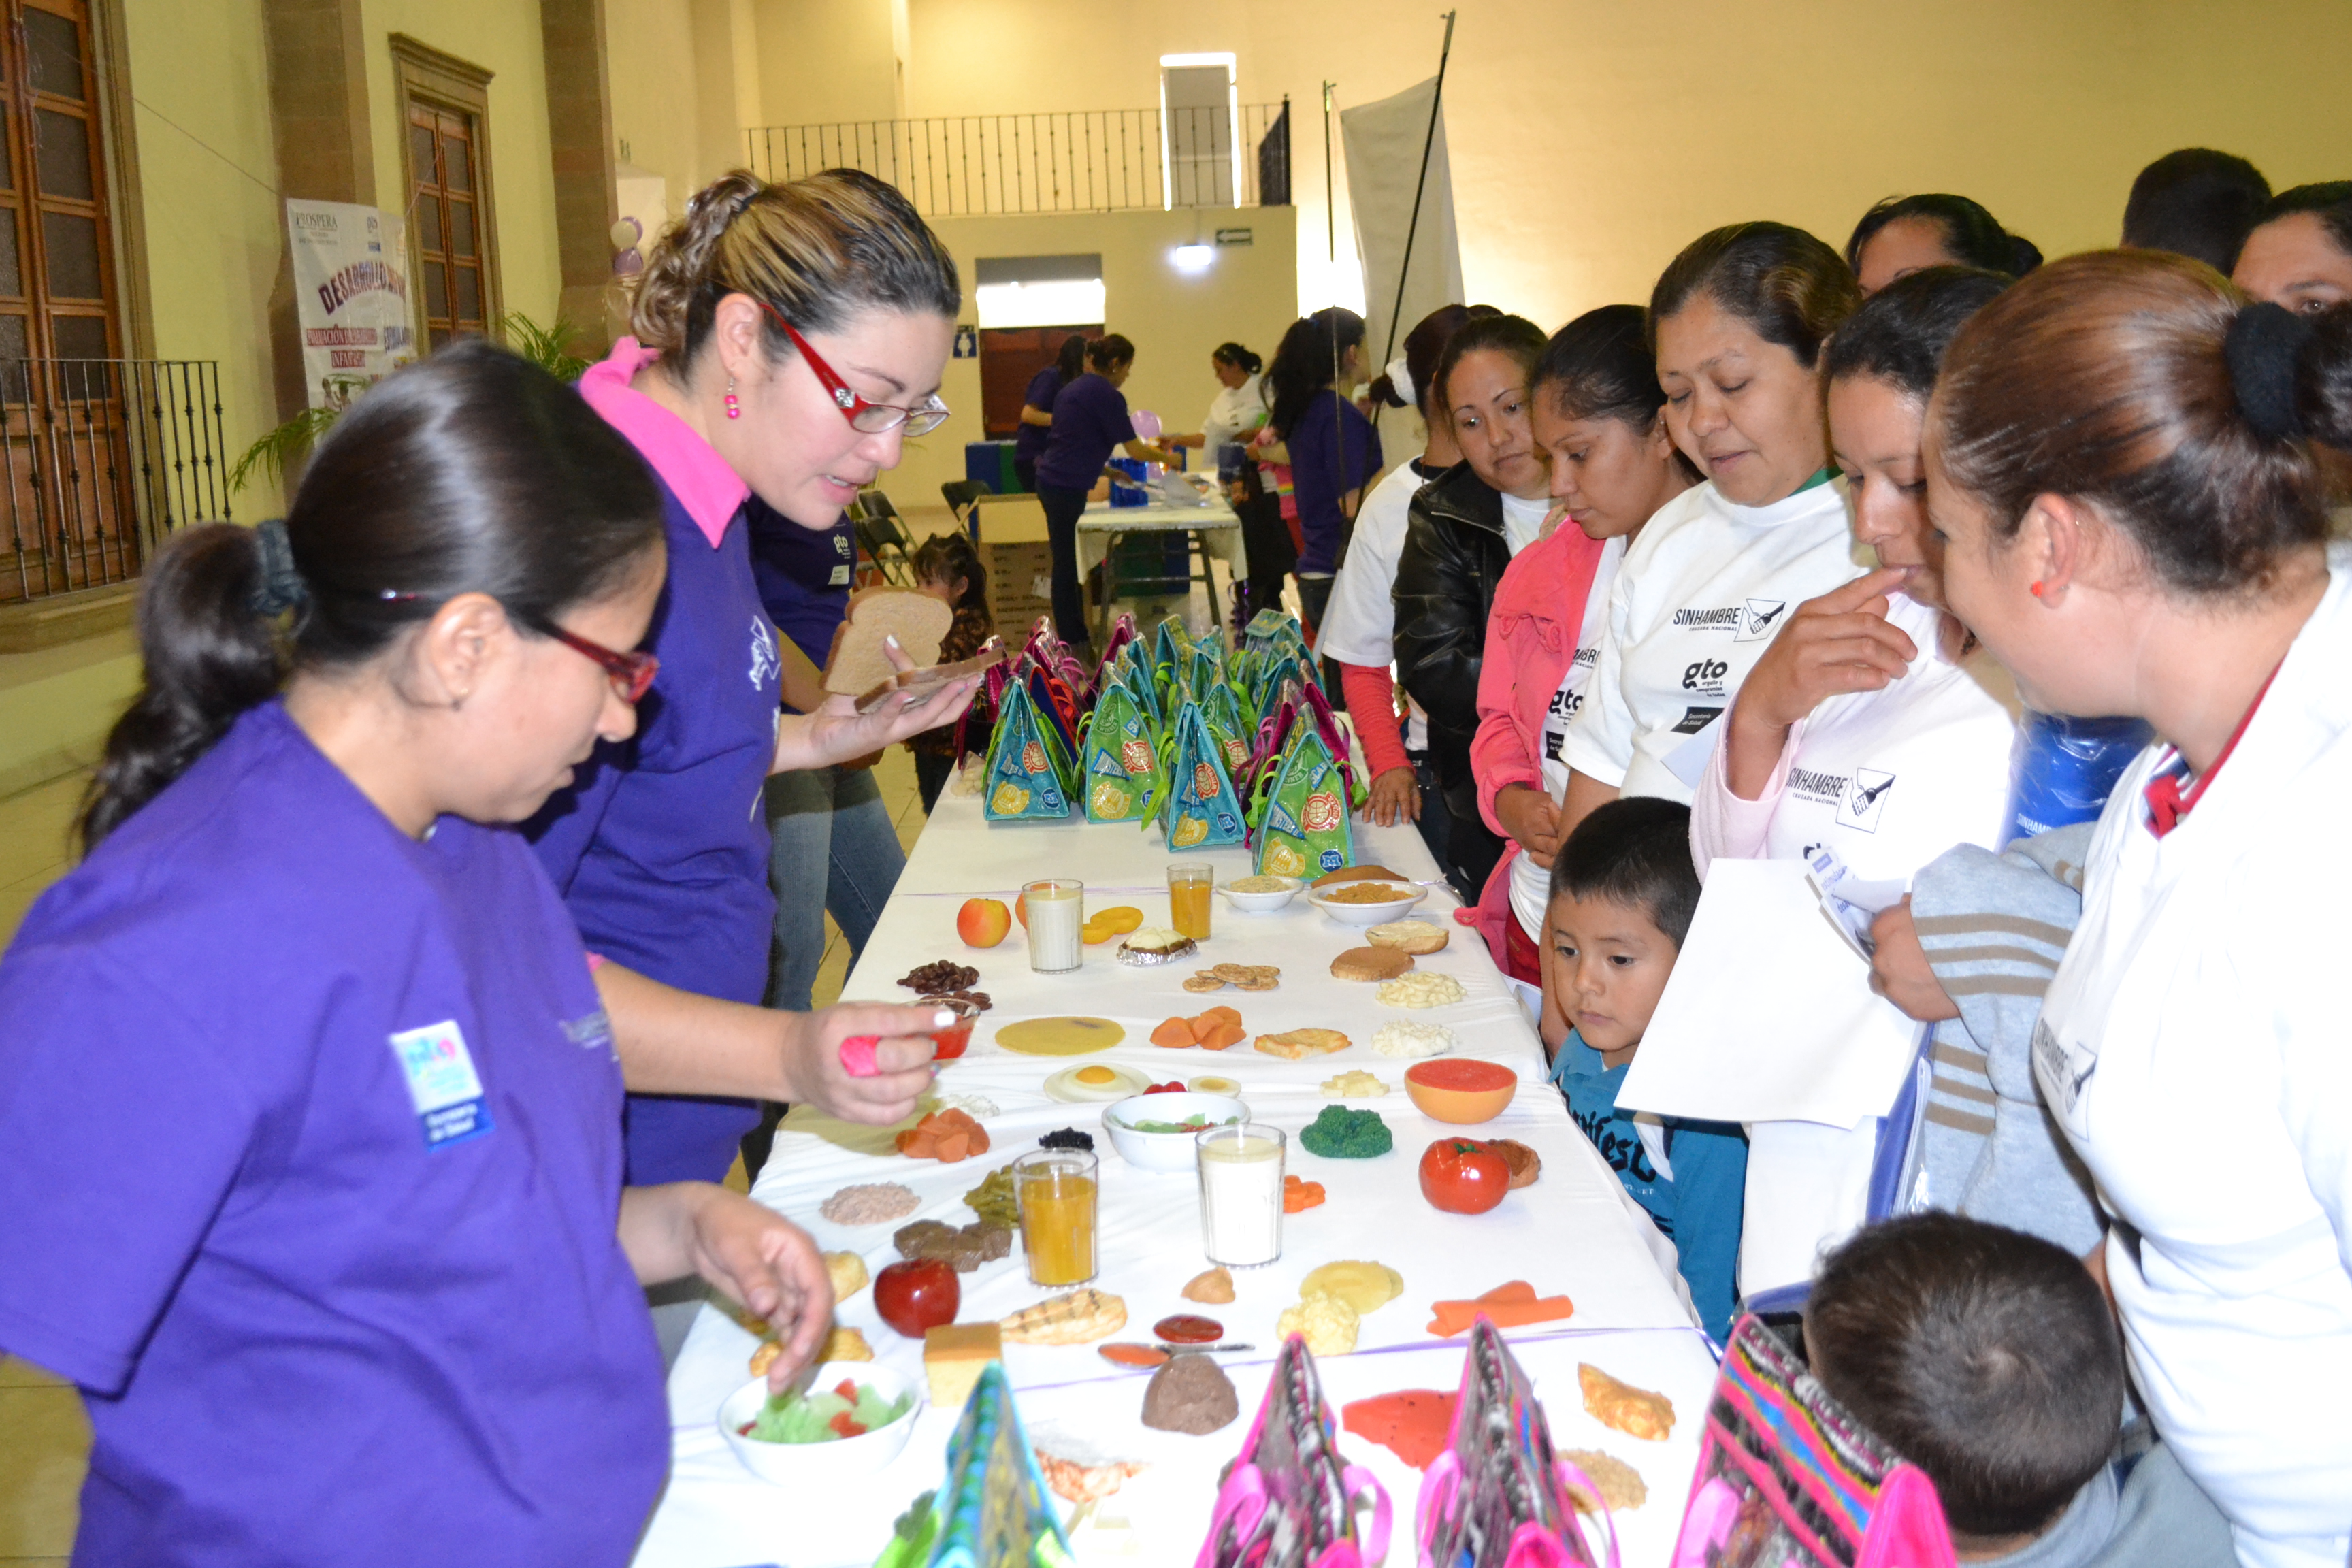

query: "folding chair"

left=939, top=478, right=991, bottom=541
left=849, top=489, right=917, bottom=587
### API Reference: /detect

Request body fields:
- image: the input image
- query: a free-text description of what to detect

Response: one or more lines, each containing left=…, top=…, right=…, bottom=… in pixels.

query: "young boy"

left=1806, top=1213, right=2234, bottom=1567
left=1541, top=797, right=1746, bottom=1338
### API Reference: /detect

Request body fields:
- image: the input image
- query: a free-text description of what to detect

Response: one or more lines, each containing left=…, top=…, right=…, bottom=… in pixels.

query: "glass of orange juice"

left=1013, top=1148, right=1098, bottom=1286
left=1167, top=861, right=1213, bottom=941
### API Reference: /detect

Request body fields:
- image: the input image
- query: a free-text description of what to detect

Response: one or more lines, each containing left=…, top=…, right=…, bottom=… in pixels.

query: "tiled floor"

left=0, top=748, right=932, bottom=1559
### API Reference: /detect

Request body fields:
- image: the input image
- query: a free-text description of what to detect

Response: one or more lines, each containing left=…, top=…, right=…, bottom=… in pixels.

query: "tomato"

left=872, top=1258, right=960, bottom=1337
left=1418, top=1137, right=1509, bottom=1215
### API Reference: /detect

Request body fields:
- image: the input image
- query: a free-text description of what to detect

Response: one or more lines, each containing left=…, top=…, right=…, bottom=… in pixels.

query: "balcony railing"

left=0, top=359, right=229, bottom=604
left=745, top=101, right=1292, bottom=218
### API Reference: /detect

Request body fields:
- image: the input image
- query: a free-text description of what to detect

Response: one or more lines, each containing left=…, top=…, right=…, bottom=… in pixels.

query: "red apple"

left=956, top=896, right=1011, bottom=948
left=873, top=1258, right=959, bottom=1338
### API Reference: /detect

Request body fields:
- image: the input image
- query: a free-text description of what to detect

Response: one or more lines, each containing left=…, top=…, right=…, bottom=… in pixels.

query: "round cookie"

left=1365, top=918, right=1450, bottom=955
left=1330, top=945, right=1414, bottom=982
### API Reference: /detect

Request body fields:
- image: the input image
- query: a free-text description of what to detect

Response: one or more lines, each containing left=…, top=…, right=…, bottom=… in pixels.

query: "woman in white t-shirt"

left=1929, top=253, right=2352, bottom=1568
left=1686, top=267, right=2023, bottom=1296
left=1465, top=305, right=1697, bottom=981
left=1322, top=305, right=1484, bottom=847
left=1691, top=267, right=2020, bottom=881
left=1559, top=223, right=1865, bottom=836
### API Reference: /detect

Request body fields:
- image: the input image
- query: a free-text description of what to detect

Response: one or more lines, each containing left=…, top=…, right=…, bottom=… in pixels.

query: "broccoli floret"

left=1296, top=1105, right=1392, bottom=1158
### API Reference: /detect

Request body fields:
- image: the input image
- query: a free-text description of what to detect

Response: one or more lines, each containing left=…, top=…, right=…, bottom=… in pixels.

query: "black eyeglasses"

left=760, top=302, right=951, bottom=436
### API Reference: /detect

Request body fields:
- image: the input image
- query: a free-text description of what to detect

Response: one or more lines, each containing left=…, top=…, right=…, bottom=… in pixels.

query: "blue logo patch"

left=389, top=1020, right=494, bottom=1150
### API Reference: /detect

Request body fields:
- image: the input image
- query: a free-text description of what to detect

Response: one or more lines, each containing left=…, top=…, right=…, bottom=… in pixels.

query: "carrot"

left=1198, top=1019, right=1247, bottom=1051
left=1424, top=1280, right=1573, bottom=1337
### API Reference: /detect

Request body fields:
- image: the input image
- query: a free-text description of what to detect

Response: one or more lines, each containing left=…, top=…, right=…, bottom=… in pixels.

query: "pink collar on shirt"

left=576, top=338, right=747, bottom=549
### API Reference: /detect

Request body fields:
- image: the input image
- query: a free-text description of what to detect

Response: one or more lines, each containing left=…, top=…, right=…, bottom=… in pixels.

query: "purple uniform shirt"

left=1014, top=365, right=1064, bottom=463
left=0, top=702, right=667, bottom=1567
left=1033, top=371, right=1135, bottom=491
left=528, top=341, right=785, bottom=1185
left=1288, top=388, right=1382, bottom=575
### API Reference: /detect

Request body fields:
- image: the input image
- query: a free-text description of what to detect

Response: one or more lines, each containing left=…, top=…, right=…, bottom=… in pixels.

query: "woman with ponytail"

left=1262, top=306, right=1379, bottom=634
left=529, top=167, right=978, bottom=1193
left=0, top=344, right=891, bottom=1563
left=1925, top=254, right=2352, bottom=1566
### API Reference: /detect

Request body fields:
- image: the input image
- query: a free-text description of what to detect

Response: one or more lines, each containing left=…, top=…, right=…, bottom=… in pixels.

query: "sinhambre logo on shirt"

left=1835, top=769, right=1895, bottom=833
left=1735, top=599, right=1788, bottom=642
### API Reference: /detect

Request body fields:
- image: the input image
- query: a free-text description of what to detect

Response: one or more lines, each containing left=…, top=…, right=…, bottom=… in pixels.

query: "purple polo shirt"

left=527, top=340, right=785, bottom=1184
left=1288, top=388, right=1382, bottom=574
left=1033, top=371, right=1134, bottom=491
left=1015, top=365, right=1064, bottom=463
left=0, top=701, right=666, bottom=1567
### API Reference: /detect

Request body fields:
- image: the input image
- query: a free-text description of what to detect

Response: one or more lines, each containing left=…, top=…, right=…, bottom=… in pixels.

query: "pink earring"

left=724, top=376, right=740, bottom=420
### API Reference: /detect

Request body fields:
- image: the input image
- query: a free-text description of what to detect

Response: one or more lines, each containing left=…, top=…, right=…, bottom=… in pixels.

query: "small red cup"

left=928, top=998, right=982, bottom=1061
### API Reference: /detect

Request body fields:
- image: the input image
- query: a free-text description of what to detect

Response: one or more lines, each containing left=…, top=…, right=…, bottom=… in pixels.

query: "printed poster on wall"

left=287, top=199, right=415, bottom=410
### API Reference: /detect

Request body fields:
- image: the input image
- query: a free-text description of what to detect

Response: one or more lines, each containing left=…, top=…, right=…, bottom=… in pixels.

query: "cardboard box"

left=986, top=539, right=1053, bottom=631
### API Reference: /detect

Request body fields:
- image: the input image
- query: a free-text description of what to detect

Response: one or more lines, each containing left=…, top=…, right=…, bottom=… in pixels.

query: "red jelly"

left=1154, top=1313, right=1224, bottom=1344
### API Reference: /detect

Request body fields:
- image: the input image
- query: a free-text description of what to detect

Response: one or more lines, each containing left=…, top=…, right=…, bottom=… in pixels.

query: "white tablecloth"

left=1075, top=493, right=1248, bottom=582
left=636, top=790, right=1713, bottom=1568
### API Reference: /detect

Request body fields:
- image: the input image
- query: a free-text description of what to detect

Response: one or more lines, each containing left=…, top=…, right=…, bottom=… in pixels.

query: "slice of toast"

left=821, top=587, right=953, bottom=696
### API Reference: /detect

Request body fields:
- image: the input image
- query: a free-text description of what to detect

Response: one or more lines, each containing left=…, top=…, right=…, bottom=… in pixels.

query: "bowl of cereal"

left=1306, top=881, right=1428, bottom=927
left=1218, top=873, right=1304, bottom=913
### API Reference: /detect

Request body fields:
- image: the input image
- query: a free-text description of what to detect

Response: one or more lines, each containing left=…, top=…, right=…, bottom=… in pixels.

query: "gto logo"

left=1682, top=659, right=1728, bottom=691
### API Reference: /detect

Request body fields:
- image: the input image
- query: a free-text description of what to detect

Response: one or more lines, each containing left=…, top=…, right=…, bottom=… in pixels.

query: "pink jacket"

left=1464, top=521, right=1607, bottom=968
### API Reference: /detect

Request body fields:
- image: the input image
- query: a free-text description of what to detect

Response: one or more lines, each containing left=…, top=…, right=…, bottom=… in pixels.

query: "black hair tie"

left=249, top=517, right=310, bottom=617
left=2225, top=301, right=2315, bottom=441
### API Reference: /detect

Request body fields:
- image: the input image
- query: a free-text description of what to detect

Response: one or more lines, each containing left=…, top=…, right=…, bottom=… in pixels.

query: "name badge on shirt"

left=2031, top=1017, right=2096, bottom=1139
left=389, top=1020, right=495, bottom=1150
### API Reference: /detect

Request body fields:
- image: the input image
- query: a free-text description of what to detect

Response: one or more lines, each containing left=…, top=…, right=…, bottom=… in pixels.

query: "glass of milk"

left=1022, top=878, right=1084, bottom=973
left=1196, top=1122, right=1285, bottom=1267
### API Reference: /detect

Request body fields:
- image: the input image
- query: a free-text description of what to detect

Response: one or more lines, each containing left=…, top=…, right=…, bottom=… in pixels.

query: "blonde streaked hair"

left=630, top=167, right=960, bottom=372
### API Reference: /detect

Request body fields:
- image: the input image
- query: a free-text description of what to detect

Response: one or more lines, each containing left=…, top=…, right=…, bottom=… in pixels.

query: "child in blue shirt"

left=1539, top=796, right=1746, bottom=1338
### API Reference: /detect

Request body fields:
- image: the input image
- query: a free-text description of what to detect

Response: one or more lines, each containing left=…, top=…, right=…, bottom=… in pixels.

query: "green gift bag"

left=1250, top=721, right=1355, bottom=877
left=981, top=679, right=1075, bottom=822
left=1200, top=680, right=1254, bottom=781
left=1159, top=700, right=1247, bottom=851
left=1077, top=679, right=1160, bottom=822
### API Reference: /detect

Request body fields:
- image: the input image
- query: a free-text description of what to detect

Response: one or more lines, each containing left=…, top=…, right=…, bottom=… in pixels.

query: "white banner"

left=1339, top=77, right=1465, bottom=381
left=287, top=199, right=415, bottom=410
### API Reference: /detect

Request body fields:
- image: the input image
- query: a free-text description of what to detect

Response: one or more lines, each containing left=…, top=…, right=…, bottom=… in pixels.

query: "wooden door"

left=978, top=324, right=1100, bottom=440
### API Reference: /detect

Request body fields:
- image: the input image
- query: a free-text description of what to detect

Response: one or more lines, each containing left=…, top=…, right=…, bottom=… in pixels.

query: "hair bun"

left=2225, top=300, right=2315, bottom=440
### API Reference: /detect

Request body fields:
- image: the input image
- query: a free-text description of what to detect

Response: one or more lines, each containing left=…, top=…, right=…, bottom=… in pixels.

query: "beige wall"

left=902, top=0, right=2352, bottom=326
left=755, top=0, right=901, bottom=127
left=879, top=203, right=1297, bottom=514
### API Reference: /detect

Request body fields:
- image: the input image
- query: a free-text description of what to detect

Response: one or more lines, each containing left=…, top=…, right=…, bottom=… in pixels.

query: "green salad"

left=741, top=1377, right=912, bottom=1443
left=1125, top=1112, right=1242, bottom=1135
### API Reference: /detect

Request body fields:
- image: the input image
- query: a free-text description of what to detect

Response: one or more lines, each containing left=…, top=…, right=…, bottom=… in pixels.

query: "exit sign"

left=1215, top=228, right=1252, bottom=246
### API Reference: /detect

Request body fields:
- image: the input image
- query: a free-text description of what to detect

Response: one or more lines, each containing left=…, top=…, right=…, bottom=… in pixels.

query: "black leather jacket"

left=1391, top=461, right=1512, bottom=816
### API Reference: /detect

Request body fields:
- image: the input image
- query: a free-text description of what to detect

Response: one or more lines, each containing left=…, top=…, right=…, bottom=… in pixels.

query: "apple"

left=873, top=1258, right=959, bottom=1338
left=956, top=896, right=1011, bottom=948
left=1015, top=892, right=1029, bottom=930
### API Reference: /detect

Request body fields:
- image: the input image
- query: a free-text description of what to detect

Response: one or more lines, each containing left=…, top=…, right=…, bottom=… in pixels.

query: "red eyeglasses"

left=536, top=620, right=659, bottom=703
left=760, top=302, right=951, bottom=436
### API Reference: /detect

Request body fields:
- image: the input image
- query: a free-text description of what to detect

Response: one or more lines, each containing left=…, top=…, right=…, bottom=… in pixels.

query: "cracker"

left=1182, top=972, right=1230, bottom=993
left=1561, top=1449, right=1646, bottom=1512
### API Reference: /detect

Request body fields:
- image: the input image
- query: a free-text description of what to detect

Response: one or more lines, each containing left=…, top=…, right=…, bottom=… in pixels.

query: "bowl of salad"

left=1102, top=1092, right=1246, bottom=1171
left=718, top=1359, right=921, bottom=1484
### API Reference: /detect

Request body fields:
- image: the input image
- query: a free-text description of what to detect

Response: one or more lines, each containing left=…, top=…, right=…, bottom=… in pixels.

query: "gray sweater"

left=1895, top=823, right=2104, bottom=1254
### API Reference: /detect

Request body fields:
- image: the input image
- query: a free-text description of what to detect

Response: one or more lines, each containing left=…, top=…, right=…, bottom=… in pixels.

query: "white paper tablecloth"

left=634, top=793, right=1712, bottom=1568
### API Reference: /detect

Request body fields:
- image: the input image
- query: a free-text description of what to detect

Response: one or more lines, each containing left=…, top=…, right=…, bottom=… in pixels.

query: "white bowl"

left=718, top=1359, right=921, bottom=1485
left=1306, top=882, right=1428, bottom=926
left=1217, top=875, right=1303, bottom=913
left=1100, top=1092, right=1247, bottom=1171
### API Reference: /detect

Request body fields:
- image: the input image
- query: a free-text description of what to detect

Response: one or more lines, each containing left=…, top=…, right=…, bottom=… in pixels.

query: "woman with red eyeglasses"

left=527, top=167, right=983, bottom=1212
left=0, top=342, right=883, bottom=1562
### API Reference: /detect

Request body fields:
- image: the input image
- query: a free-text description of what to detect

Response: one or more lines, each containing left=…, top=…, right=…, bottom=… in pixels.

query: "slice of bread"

left=821, top=587, right=954, bottom=696
left=1330, top=946, right=1413, bottom=982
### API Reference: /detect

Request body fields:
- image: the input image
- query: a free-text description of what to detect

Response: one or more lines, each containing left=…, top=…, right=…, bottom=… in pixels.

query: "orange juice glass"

left=1167, top=862, right=1213, bottom=941
left=1013, top=1149, right=1098, bottom=1286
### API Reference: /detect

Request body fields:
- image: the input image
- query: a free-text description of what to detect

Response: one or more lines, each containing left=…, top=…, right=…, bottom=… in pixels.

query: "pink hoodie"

left=1463, top=520, right=1607, bottom=968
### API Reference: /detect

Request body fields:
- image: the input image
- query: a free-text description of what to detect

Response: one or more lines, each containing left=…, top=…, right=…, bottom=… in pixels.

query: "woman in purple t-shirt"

left=0, top=344, right=864, bottom=1564
left=1015, top=331, right=1088, bottom=491
left=1032, top=333, right=1178, bottom=654
left=530, top=169, right=984, bottom=1189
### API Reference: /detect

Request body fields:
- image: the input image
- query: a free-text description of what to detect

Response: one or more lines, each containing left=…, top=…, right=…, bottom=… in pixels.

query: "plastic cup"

left=928, top=997, right=981, bottom=1061
left=1195, top=1122, right=1284, bottom=1267
left=1013, top=1148, right=1098, bottom=1286
left=1023, top=879, right=1084, bottom=973
left=1167, top=862, right=1213, bottom=941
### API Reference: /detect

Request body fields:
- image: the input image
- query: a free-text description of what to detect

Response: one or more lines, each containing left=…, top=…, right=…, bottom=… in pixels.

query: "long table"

left=636, top=784, right=1716, bottom=1568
